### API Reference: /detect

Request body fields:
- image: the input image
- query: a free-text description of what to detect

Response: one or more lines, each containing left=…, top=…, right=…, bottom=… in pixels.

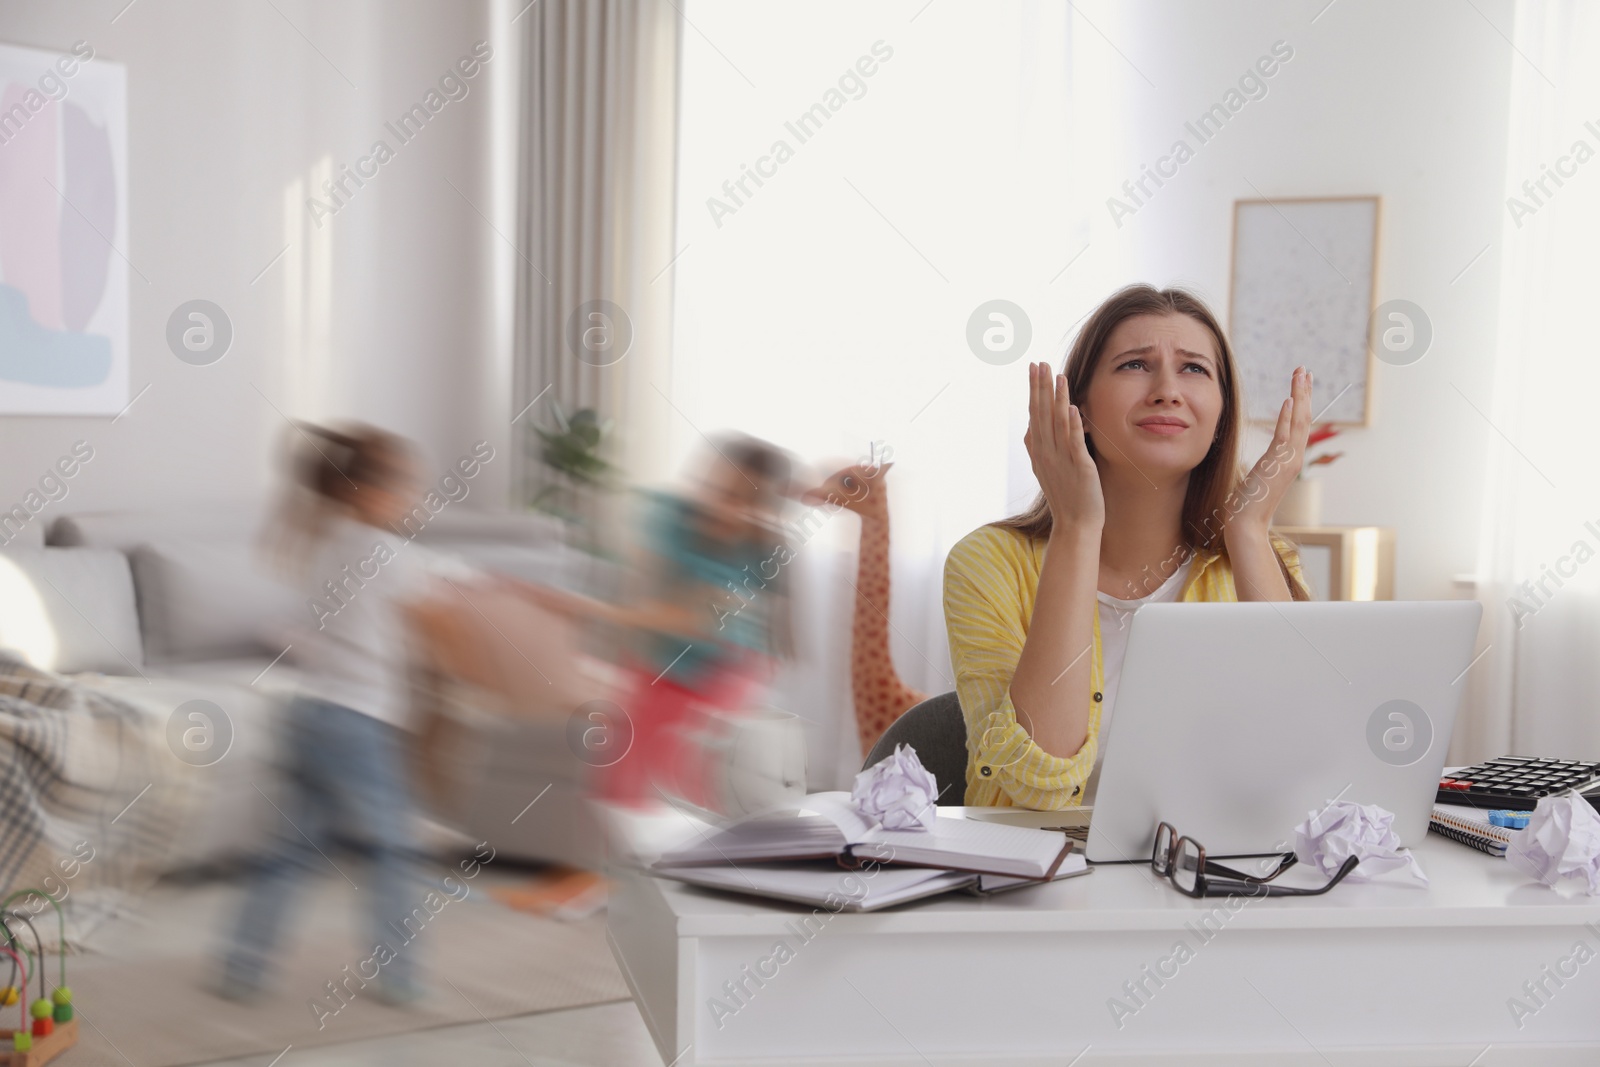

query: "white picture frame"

left=1227, top=195, right=1380, bottom=427
left=0, top=40, right=129, bottom=415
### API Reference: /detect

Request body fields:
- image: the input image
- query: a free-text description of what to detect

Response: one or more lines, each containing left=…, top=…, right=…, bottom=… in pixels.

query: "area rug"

left=49, top=871, right=631, bottom=1067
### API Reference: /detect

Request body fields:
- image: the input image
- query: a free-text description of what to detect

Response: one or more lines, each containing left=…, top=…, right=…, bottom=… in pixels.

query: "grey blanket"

left=0, top=652, right=186, bottom=947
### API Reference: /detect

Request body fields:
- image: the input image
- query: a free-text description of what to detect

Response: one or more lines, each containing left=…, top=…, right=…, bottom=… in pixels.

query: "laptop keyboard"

left=1437, top=755, right=1600, bottom=811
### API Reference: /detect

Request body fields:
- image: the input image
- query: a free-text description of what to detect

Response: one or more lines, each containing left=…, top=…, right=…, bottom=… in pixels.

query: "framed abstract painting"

left=1228, top=195, right=1380, bottom=427
left=0, top=40, right=128, bottom=415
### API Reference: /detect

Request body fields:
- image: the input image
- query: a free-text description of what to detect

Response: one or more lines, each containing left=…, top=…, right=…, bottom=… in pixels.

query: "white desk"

left=604, top=804, right=1600, bottom=1066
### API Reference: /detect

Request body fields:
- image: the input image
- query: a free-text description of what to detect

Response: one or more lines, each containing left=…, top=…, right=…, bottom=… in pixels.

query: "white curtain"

left=1461, top=0, right=1600, bottom=764
left=514, top=0, right=681, bottom=505
left=669, top=2, right=1093, bottom=789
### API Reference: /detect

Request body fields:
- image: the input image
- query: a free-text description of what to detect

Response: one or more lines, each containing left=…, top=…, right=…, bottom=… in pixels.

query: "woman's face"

left=1079, top=312, right=1225, bottom=480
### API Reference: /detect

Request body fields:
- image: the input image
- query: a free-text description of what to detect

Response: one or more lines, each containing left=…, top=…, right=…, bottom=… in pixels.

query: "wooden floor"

left=70, top=859, right=667, bottom=1067
left=190, top=1000, right=664, bottom=1066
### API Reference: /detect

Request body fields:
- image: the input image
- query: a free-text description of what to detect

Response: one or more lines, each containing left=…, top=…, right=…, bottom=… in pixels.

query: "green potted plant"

left=525, top=400, right=622, bottom=560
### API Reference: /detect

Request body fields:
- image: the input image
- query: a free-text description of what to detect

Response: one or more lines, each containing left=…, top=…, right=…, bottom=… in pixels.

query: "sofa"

left=0, top=501, right=618, bottom=875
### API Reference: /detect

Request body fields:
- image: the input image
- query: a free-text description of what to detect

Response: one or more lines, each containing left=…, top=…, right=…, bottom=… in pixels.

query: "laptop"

left=1083, top=600, right=1483, bottom=864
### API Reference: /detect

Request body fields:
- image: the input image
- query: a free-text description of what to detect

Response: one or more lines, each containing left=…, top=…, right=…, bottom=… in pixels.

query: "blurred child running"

left=521, top=432, right=797, bottom=809
left=216, top=422, right=470, bottom=1003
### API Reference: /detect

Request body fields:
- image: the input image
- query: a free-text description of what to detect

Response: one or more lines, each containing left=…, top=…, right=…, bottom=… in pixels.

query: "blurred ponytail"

left=259, top=421, right=414, bottom=580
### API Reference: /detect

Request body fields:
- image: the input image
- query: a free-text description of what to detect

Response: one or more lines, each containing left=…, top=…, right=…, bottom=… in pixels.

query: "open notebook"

left=651, top=791, right=1077, bottom=880
left=655, top=854, right=1090, bottom=912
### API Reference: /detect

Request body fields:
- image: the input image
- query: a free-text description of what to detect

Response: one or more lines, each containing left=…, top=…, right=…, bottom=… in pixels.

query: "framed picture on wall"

left=1227, top=195, right=1380, bottom=427
left=0, top=40, right=129, bottom=415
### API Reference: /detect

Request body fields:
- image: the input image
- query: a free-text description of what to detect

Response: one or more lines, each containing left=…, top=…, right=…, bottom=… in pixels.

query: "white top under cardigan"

left=1082, top=555, right=1196, bottom=805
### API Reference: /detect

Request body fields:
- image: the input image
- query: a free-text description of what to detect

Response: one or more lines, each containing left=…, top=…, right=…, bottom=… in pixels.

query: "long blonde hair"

left=992, top=284, right=1311, bottom=601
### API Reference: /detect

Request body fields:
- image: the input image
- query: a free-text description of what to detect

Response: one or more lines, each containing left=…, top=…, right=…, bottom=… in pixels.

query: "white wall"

left=0, top=0, right=514, bottom=529
left=670, top=0, right=1515, bottom=610
left=670, top=2, right=1086, bottom=788
left=2, top=0, right=1513, bottom=595
left=665, top=0, right=1520, bottom=786
left=1095, top=0, right=1514, bottom=602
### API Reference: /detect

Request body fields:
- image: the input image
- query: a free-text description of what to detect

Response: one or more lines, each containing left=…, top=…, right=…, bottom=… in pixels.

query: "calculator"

left=1436, top=755, right=1600, bottom=811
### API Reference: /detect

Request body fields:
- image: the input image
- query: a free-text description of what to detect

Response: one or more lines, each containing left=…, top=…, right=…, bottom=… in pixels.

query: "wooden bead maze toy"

left=0, top=891, right=77, bottom=1067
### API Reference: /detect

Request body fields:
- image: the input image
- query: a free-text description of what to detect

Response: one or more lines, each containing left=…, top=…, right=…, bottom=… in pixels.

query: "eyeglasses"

left=1151, top=822, right=1359, bottom=898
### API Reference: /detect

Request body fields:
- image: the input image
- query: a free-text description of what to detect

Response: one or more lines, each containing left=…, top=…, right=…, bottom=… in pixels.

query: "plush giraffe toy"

left=798, top=459, right=928, bottom=757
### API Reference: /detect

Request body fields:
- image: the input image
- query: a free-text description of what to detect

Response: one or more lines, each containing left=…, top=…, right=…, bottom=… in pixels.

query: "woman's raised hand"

left=1023, top=361, right=1104, bottom=536
left=1231, top=366, right=1313, bottom=532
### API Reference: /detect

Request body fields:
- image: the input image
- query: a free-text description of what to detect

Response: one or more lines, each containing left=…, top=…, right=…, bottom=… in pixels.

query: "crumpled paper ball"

left=1506, top=792, right=1600, bottom=895
left=1294, top=799, right=1428, bottom=886
left=851, top=743, right=940, bottom=831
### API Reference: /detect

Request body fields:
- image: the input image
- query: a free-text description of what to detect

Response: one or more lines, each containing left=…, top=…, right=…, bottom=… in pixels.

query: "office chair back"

left=860, top=691, right=968, bottom=806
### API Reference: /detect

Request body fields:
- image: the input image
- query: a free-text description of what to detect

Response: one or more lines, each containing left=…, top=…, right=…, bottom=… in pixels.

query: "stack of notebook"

left=1429, top=803, right=1522, bottom=857
left=651, top=791, right=1089, bottom=911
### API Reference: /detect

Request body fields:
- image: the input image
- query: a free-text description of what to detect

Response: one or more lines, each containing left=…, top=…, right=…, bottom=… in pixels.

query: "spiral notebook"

left=1429, top=803, right=1518, bottom=857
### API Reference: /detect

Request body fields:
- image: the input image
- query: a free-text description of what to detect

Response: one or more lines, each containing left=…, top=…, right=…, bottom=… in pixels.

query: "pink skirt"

left=599, top=646, right=778, bottom=809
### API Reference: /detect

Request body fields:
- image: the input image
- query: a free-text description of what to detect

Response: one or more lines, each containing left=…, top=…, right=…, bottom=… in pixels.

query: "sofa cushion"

left=128, top=540, right=303, bottom=662
left=47, top=503, right=265, bottom=550
left=0, top=548, right=145, bottom=674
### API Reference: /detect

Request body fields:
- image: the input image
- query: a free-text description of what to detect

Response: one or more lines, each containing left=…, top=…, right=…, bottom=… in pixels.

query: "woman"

left=944, top=284, right=1313, bottom=811
left=526, top=432, right=797, bottom=807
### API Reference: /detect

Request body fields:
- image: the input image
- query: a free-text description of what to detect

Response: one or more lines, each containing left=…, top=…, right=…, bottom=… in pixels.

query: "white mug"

left=666, top=705, right=807, bottom=818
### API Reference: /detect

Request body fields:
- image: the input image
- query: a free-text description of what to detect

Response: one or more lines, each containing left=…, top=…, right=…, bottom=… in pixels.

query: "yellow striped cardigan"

left=942, top=522, right=1309, bottom=809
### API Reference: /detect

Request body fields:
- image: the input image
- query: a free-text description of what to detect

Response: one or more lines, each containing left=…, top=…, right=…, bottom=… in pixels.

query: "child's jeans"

left=221, top=696, right=421, bottom=996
